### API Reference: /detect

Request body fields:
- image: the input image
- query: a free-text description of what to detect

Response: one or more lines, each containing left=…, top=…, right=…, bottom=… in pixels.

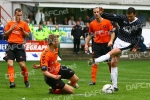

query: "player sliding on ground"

left=94, top=7, right=143, bottom=90
left=32, top=34, right=79, bottom=94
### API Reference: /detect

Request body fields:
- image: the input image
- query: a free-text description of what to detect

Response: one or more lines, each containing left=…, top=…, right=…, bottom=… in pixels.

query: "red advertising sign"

left=24, top=40, right=48, bottom=52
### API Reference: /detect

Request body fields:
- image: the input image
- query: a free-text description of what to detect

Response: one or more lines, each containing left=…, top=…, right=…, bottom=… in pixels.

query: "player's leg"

left=62, top=84, right=74, bottom=94
left=95, top=37, right=131, bottom=63
left=95, top=47, right=121, bottom=63
left=107, top=61, right=111, bottom=82
left=103, top=44, right=112, bottom=82
left=68, top=74, right=79, bottom=88
left=89, top=43, right=100, bottom=85
left=5, top=44, right=16, bottom=88
left=16, top=46, right=30, bottom=88
left=107, top=62, right=111, bottom=73
left=18, top=61, right=30, bottom=88
left=73, top=38, right=76, bottom=53
left=89, top=63, right=98, bottom=85
left=111, top=56, right=120, bottom=91
left=58, top=65, right=79, bottom=88
left=104, top=44, right=112, bottom=74
left=45, top=77, right=74, bottom=94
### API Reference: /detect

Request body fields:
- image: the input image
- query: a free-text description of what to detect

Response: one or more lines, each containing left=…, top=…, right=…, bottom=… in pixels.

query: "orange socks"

left=91, top=64, right=98, bottom=83
left=54, top=89, right=64, bottom=94
left=8, top=66, right=29, bottom=82
left=8, top=66, right=14, bottom=82
left=70, top=81, right=76, bottom=85
left=21, top=67, right=28, bottom=82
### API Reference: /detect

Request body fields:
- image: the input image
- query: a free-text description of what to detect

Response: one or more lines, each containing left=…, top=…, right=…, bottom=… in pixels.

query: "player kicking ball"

left=93, top=7, right=143, bottom=91
left=32, top=34, right=79, bottom=94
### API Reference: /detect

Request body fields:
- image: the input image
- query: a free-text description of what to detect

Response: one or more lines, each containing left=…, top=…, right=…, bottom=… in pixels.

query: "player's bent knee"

left=63, top=84, right=74, bottom=94
left=111, top=59, right=118, bottom=67
left=70, top=74, right=79, bottom=82
left=111, top=61, right=118, bottom=67
left=111, top=63, right=118, bottom=67
left=111, top=48, right=121, bottom=55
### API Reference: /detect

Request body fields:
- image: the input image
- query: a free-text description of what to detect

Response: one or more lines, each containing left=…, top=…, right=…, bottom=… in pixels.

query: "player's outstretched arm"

left=99, top=7, right=124, bottom=23
left=32, top=64, right=41, bottom=69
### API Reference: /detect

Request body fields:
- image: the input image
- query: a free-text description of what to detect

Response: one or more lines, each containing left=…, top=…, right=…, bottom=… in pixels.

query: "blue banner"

left=0, top=40, right=8, bottom=52
left=49, top=26, right=73, bottom=44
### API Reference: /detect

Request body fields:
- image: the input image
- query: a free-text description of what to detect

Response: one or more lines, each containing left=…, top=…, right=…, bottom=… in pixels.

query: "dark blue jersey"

left=101, top=12, right=142, bottom=48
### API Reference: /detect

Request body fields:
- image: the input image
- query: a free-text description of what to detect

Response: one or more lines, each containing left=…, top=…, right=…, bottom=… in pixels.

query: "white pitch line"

left=78, top=79, right=150, bottom=83
left=72, top=94, right=86, bottom=96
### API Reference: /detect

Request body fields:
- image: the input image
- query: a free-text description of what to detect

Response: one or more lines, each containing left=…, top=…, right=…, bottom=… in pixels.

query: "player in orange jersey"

left=85, top=7, right=115, bottom=86
left=33, top=34, right=79, bottom=94
left=4, top=8, right=30, bottom=88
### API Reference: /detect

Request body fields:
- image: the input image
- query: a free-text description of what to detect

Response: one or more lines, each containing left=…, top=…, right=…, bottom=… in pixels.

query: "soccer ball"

left=102, top=84, right=114, bottom=94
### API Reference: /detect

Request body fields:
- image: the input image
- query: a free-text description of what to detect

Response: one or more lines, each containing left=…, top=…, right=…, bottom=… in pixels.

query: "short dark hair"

left=127, top=7, right=136, bottom=14
left=14, top=8, right=22, bottom=14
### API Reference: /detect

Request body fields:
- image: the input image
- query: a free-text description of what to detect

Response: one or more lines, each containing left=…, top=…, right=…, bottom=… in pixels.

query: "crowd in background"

left=0, top=9, right=149, bottom=54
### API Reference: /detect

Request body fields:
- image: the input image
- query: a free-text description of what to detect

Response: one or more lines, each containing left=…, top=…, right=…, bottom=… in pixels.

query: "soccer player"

left=32, top=34, right=79, bottom=94
left=3, top=8, right=30, bottom=88
left=84, top=7, right=115, bottom=86
left=95, top=7, right=143, bottom=90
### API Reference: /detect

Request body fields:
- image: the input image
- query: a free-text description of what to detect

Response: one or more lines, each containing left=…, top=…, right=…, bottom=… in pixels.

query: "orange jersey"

left=40, top=48, right=60, bottom=75
left=4, top=20, right=30, bottom=44
left=89, top=19, right=113, bottom=43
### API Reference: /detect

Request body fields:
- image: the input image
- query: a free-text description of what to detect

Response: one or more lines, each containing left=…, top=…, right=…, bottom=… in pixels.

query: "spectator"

left=0, top=21, right=4, bottom=40
left=71, top=21, right=83, bottom=54
left=68, top=16, right=76, bottom=25
left=35, top=9, right=45, bottom=25
left=90, top=15, right=96, bottom=22
left=53, top=16, right=58, bottom=25
left=34, top=24, right=46, bottom=41
left=78, top=17, right=84, bottom=25
left=26, top=18, right=34, bottom=40
left=51, top=25, right=66, bottom=58
left=43, top=21, right=51, bottom=38
left=47, top=17, right=53, bottom=25
left=137, top=11, right=146, bottom=25
left=84, top=15, right=90, bottom=24
left=145, top=18, right=150, bottom=28
left=62, top=17, right=68, bottom=25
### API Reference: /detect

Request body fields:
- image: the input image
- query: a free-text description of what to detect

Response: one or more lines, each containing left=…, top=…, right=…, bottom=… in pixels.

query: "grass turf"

left=0, top=60, right=150, bottom=100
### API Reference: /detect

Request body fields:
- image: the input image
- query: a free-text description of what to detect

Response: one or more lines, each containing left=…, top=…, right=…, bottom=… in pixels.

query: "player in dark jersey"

left=95, top=7, right=142, bottom=91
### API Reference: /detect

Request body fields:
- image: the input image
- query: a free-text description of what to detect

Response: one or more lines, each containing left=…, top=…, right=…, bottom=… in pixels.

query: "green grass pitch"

left=0, top=60, right=150, bottom=100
